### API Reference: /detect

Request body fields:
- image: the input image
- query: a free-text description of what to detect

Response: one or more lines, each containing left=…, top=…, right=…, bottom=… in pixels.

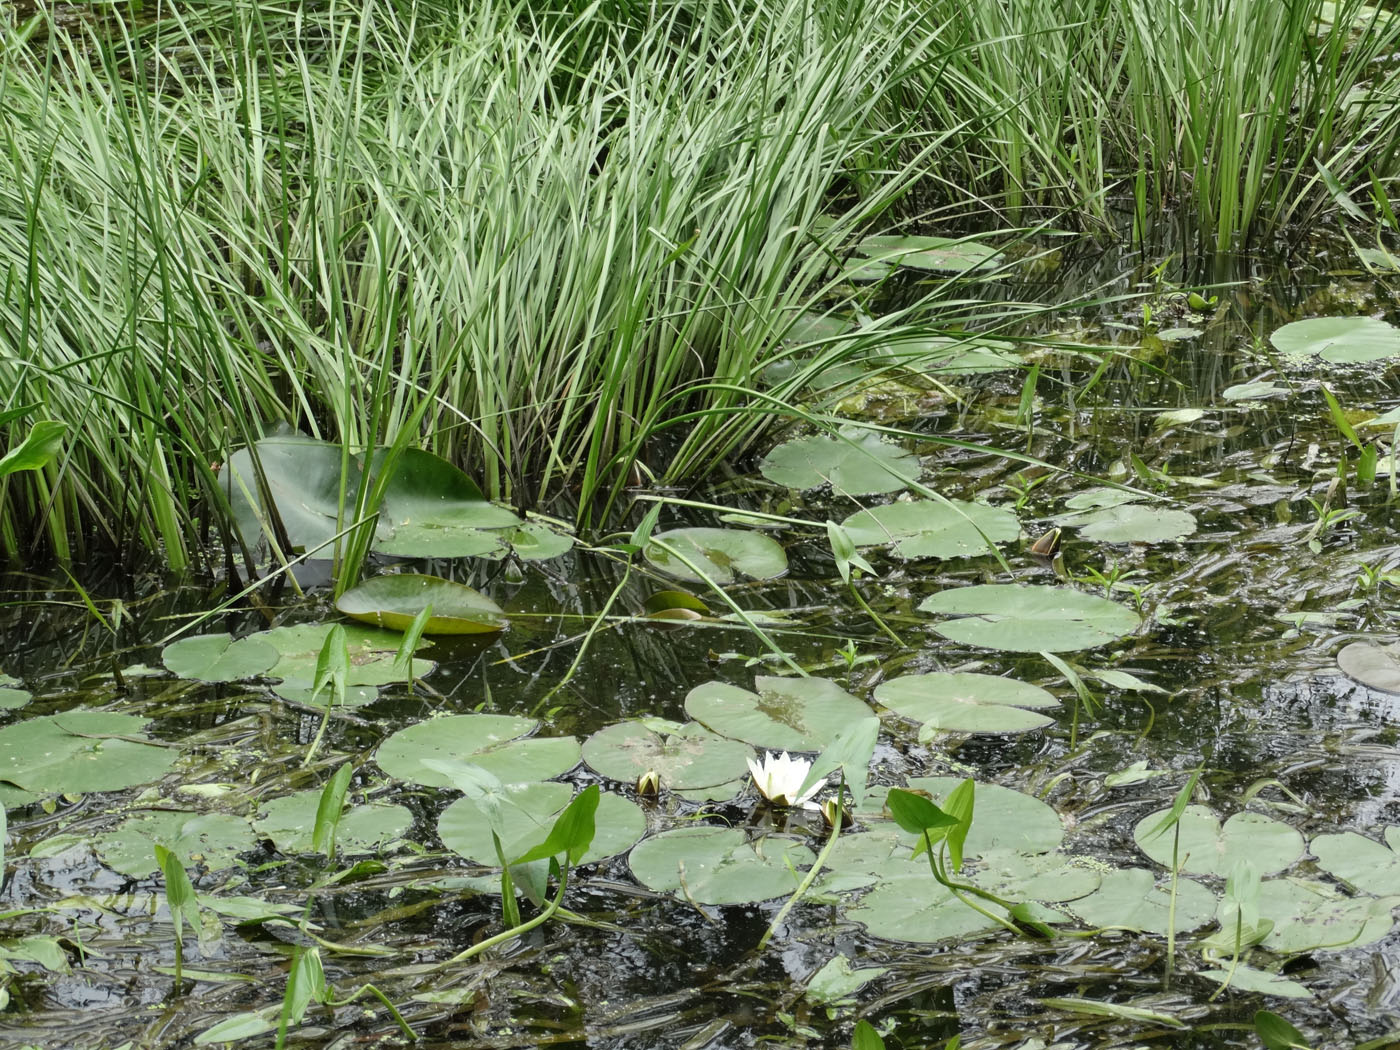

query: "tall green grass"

left=1, top=0, right=1398, bottom=568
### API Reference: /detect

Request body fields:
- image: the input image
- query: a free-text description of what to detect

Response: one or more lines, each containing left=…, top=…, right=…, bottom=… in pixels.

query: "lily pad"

left=1057, top=503, right=1197, bottom=544
left=805, top=957, right=889, bottom=1005
left=874, top=672, right=1058, bottom=735
left=918, top=584, right=1141, bottom=652
left=968, top=850, right=1101, bottom=903
left=643, top=528, right=788, bottom=584
left=375, top=714, right=580, bottom=787
left=1336, top=641, right=1400, bottom=693
left=684, top=676, right=873, bottom=751
left=848, top=872, right=1002, bottom=943
left=162, top=633, right=279, bottom=683
left=499, top=522, right=574, bottom=562
left=858, top=777, right=1065, bottom=856
left=868, top=335, right=1021, bottom=375
left=0, top=678, right=30, bottom=710
left=1069, top=867, right=1218, bottom=935
left=1133, top=806, right=1303, bottom=877
left=439, top=783, right=643, bottom=866
left=255, top=623, right=432, bottom=686
left=581, top=721, right=752, bottom=790
left=759, top=426, right=921, bottom=495
left=1195, top=966, right=1311, bottom=999
left=851, top=233, right=1002, bottom=274
left=335, top=574, right=507, bottom=634
left=95, top=810, right=255, bottom=877
left=271, top=681, right=382, bottom=709
left=1310, top=827, right=1400, bottom=895
left=370, top=448, right=522, bottom=557
left=627, top=826, right=813, bottom=905
left=1237, top=877, right=1397, bottom=953
left=839, top=500, right=1020, bottom=560
left=253, top=791, right=412, bottom=856
left=1269, top=316, right=1400, bottom=364
left=0, top=711, right=178, bottom=796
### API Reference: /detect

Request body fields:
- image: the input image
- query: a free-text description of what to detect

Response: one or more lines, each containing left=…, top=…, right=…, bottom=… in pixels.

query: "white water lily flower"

left=747, top=750, right=824, bottom=808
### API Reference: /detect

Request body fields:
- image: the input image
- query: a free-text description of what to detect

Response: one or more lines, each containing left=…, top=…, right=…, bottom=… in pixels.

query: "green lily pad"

left=1069, top=867, right=1218, bottom=935
left=867, top=335, right=1021, bottom=375
left=852, top=233, right=1002, bottom=274
left=627, top=826, right=814, bottom=905
left=370, top=448, right=522, bottom=557
left=1310, top=827, right=1400, bottom=895
left=805, top=956, right=889, bottom=1005
left=255, top=623, right=432, bottom=685
left=1336, top=641, right=1400, bottom=693
left=336, top=574, right=507, bottom=635
left=375, top=714, right=580, bottom=787
left=1270, top=316, right=1400, bottom=364
left=439, top=783, right=643, bottom=866
left=0, top=685, right=30, bottom=710
left=967, top=849, right=1101, bottom=903
left=0, top=711, right=177, bottom=796
left=643, top=528, right=788, bottom=584
left=1056, top=503, right=1197, bottom=543
left=874, top=672, right=1058, bottom=735
left=95, top=810, right=255, bottom=877
left=839, top=499, right=1020, bottom=560
left=857, top=777, right=1065, bottom=857
left=848, top=872, right=1002, bottom=943
left=1222, top=381, right=1288, bottom=401
left=1064, top=488, right=1142, bottom=511
left=918, top=584, right=1141, bottom=652
left=581, top=721, right=752, bottom=790
left=161, top=633, right=279, bottom=683
left=1237, top=878, right=1397, bottom=953
left=253, top=791, right=412, bottom=856
left=1196, top=966, right=1311, bottom=999
left=1133, top=806, right=1303, bottom=877
left=499, top=522, right=574, bottom=562
left=759, top=426, right=921, bottom=495
left=271, top=681, right=382, bottom=709
left=685, top=676, right=872, bottom=751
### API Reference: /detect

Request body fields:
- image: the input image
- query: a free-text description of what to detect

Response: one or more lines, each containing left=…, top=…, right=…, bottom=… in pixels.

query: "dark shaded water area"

left=3, top=237, right=1400, bottom=1049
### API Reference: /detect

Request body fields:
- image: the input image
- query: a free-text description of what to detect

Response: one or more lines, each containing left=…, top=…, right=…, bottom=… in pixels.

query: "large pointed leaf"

left=840, top=499, right=1019, bottom=560
left=369, top=448, right=521, bottom=557
left=918, top=584, right=1140, bottom=652
left=222, top=435, right=362, bottom=557
left=336, top=574, right=507, bottom=634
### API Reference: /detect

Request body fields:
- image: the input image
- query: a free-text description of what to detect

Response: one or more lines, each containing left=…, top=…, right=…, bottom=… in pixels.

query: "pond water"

left=2, top=239, right=1400, bottom=1050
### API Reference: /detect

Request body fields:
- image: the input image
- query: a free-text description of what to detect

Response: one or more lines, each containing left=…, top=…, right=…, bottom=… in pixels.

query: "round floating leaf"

left=375, top=714, right=580, bottom=787
left=0, top=682, right=30, bottom=710
left=868, top=335, right=1020, bottom=375
left=1058, top=503, right=1197, bottom=544
left=759, top=426, right=920, bottom=495
left=969, top=850, right=1101, bottom=903
left=1195, top=966, right=1311, bottom=999
left=95, top=810, right=255, bottom=877
left=1244, top=877, right=1396, bottom=953
left=371, top=448, right=521, bottom=558
left=256, top=623, right=432, bottom=686
left=502, top=522, right=574, bottom=562
left=0, top=711, right=178, bottom=795
left=643, top=528, right=788, bottom=584
left=254, top=791, right=412, bottom=856
left=582, top=721, right=752, bottom=790
left=1337, top=641, right=1400, bottom=693
left=1311, top=828, right=1400, bottom=895
left=685, top=676, right=871, bottom=751
left=1133, top=806, right=1303, bottom=877
left=849, top=872, right=1001, bottom=943
left=918, top=584, right=1141, bottom=652
left=336, top=574, right=507, bottom=635
left=162, top=633, right=279, bottom=683
left=1270, top=316, right=1400, bottom=364
left=628, top=826, right=813, bottom=905
left=271, top=681, right=382, bottom=709
left=852, top=233, right=1002, bottom=274
left=840, top=500, right=1020, bottom=560
left=857, top=777, right=1064, bottom=857
left=439, top=784, right=643, bottom=866
left=874, top=672, right=1058, bottom=735
left=1069, top=867, right=1218, bottom=935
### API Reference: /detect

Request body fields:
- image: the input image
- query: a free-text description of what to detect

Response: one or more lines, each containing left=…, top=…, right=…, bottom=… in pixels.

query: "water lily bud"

left=636, top=769, right=661, bottom=798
